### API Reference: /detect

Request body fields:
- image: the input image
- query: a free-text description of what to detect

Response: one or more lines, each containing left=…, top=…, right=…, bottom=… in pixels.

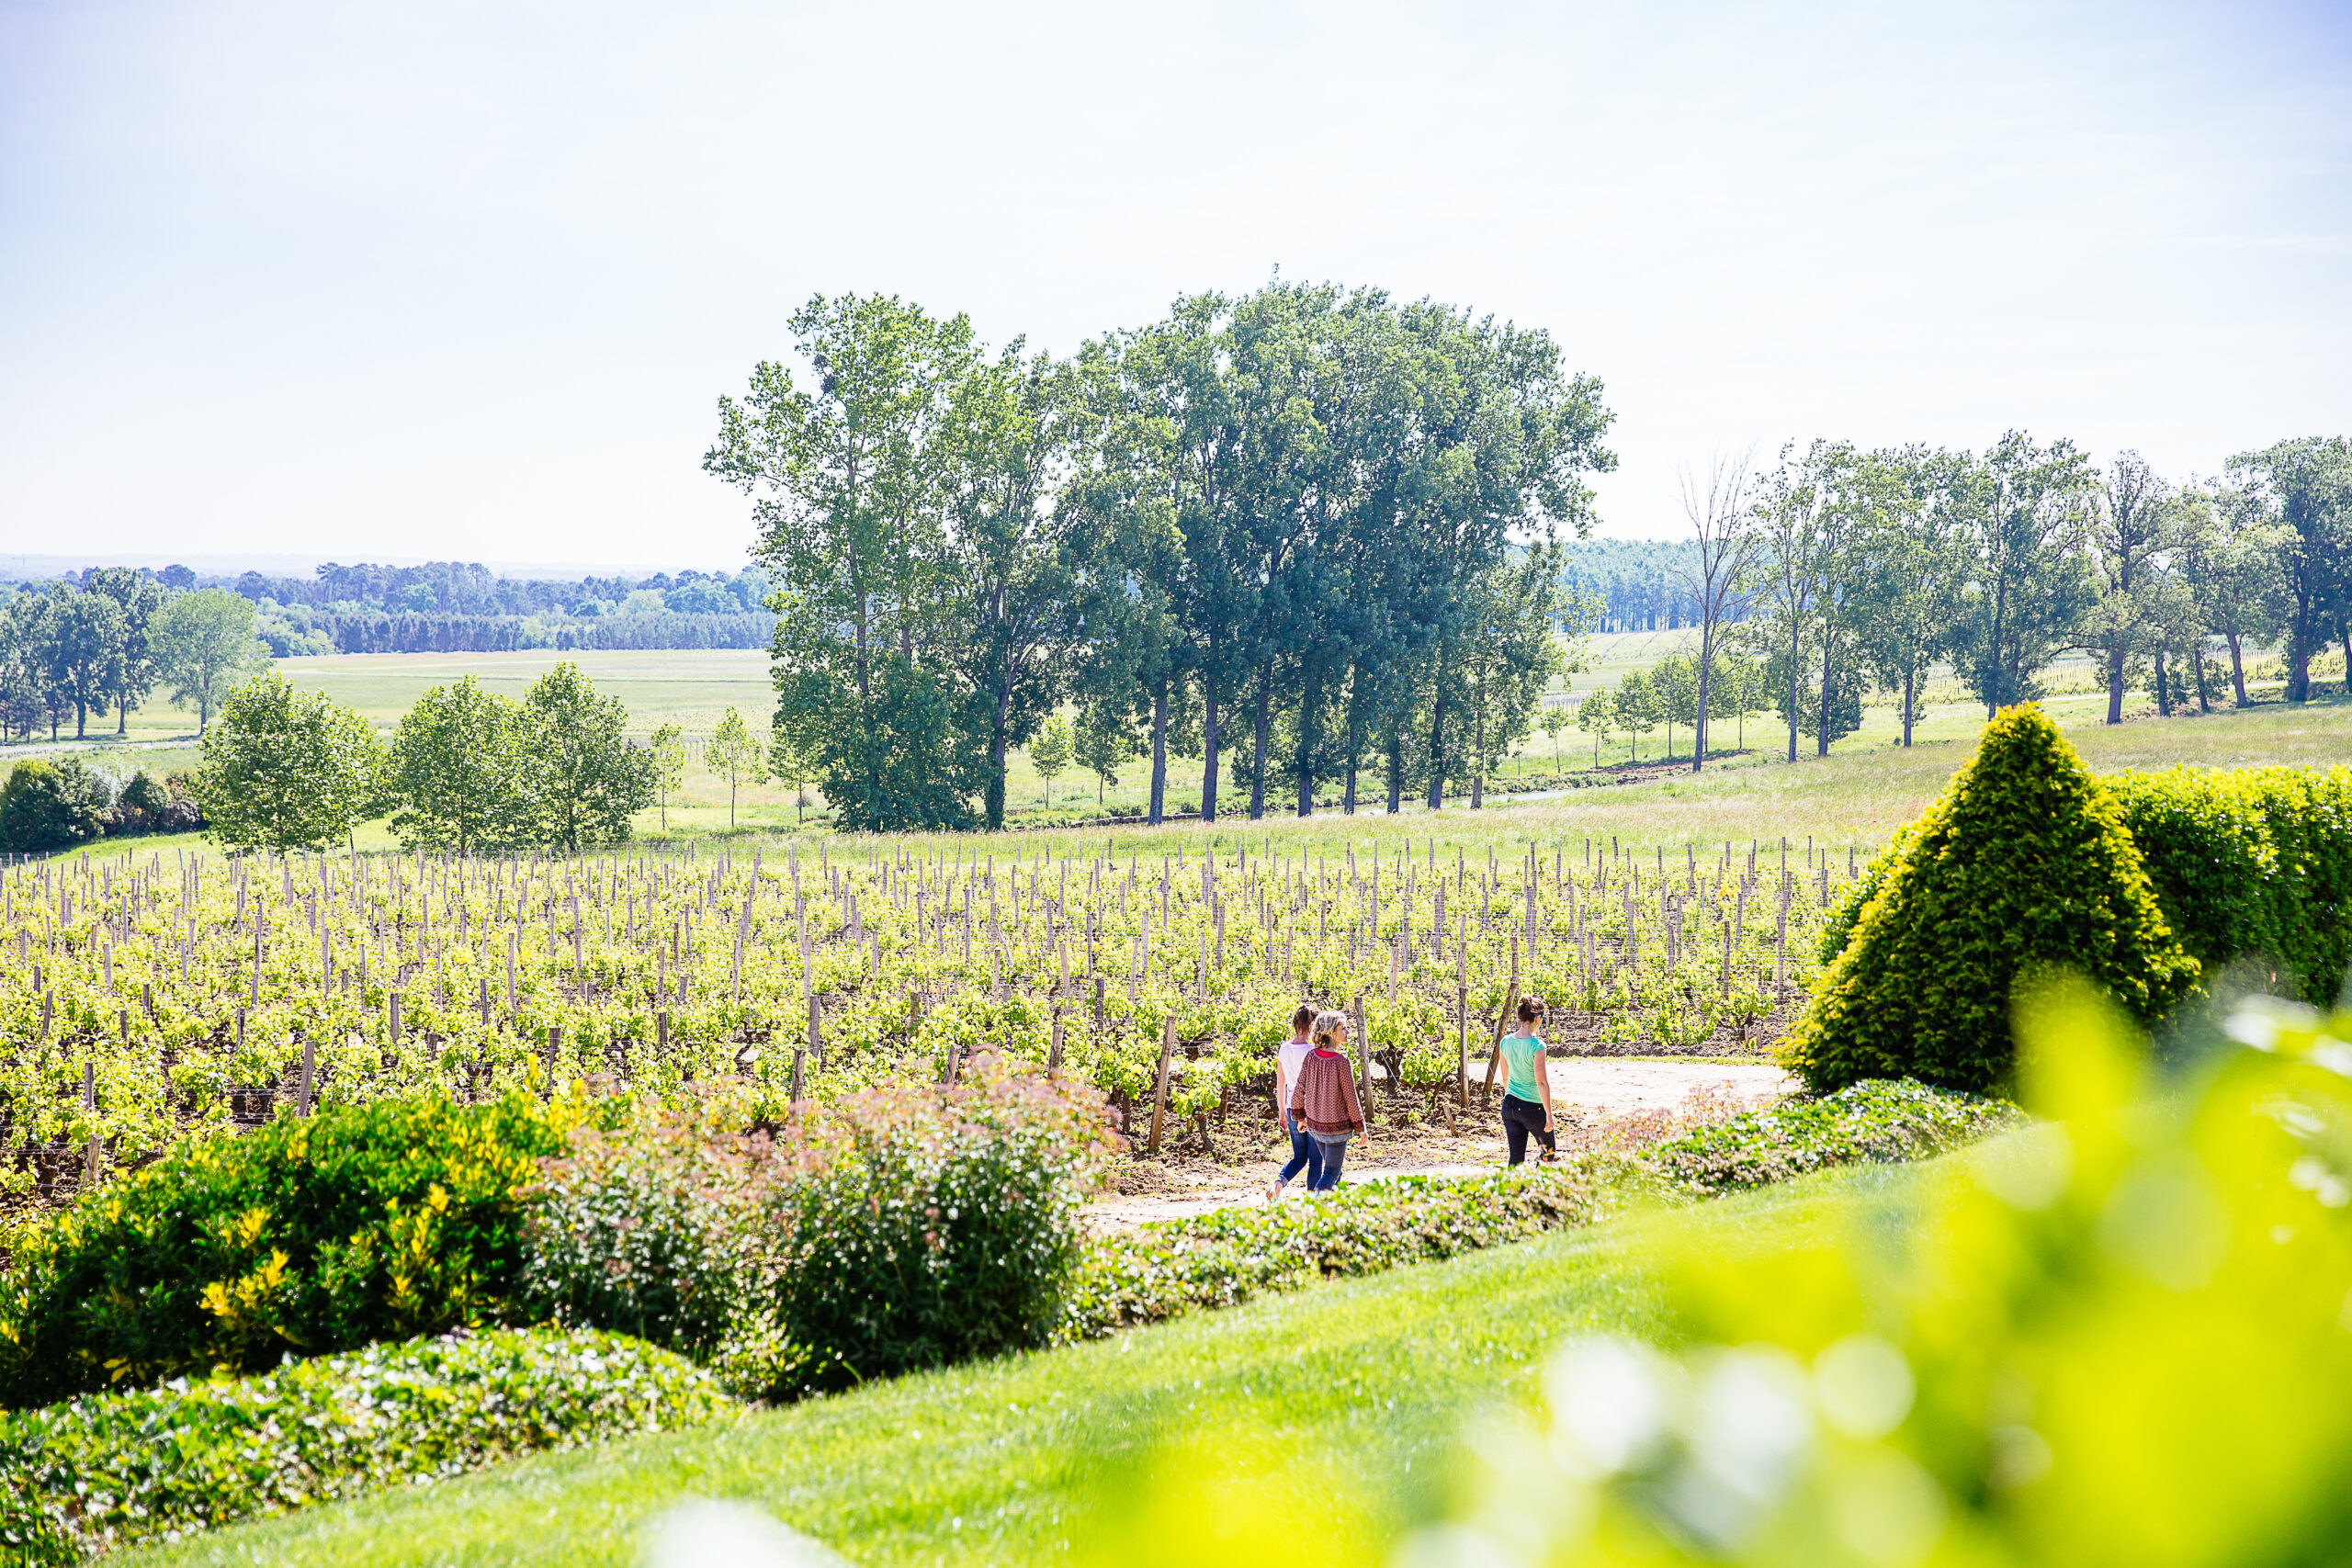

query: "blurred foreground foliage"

left=1094, top=976, right=2352, bottom=1568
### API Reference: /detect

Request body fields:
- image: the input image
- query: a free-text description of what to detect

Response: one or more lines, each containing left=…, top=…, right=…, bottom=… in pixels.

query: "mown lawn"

left=126, top=1156, right=1950, bottom=1568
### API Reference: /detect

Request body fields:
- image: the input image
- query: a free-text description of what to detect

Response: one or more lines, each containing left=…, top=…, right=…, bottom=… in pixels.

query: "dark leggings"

left=1501, top=1093, right=1556, bottom=1166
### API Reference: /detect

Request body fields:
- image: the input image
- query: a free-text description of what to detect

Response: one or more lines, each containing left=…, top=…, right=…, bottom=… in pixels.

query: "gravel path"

left=1087, top=1056, right=1794, bottom=1230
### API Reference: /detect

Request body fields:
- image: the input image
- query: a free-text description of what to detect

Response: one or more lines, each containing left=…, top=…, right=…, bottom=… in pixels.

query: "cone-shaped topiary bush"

left=1785, top=705, right=2198, bottom=1095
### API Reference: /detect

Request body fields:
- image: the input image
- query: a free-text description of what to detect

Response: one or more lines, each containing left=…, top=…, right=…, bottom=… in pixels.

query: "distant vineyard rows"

left=0, top=834, right=1864, bottom=1199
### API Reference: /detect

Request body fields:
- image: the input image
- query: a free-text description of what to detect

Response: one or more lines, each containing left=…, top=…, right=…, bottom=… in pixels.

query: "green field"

left=121, top=1154, right=1918, bottom=1568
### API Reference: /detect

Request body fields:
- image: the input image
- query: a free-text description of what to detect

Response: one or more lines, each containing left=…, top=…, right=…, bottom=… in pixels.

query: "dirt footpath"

left=1088, top=1056, right=1794, bottom=1231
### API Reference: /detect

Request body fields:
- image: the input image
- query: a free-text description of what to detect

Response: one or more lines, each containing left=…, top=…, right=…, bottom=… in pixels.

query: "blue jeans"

left=1277, top=1111, right=1324, bottom=1188
left=1308, top=1132, right=1351, bottom=1190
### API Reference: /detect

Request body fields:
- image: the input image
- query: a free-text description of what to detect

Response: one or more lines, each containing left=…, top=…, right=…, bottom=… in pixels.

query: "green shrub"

left=1786, top=705, right=2197, bottom=1095
left=0, top=1096, right=567, bottom=1409
left=517, top=1056, right=1114, bottom=1399
left=520, top=1119, right=778, bottom=1365
left=1062, top=1160, right=1626, bottom=1341
left=0, top=1326, right=726, bottom=1563
left=2104, top=765, right=2352, bottom=1008
left=0, top=761, right=110, bottom=852
left=763, top=1056, right=1114, bottom=1393
left=1645, top=1077, right=2028, bottom=1195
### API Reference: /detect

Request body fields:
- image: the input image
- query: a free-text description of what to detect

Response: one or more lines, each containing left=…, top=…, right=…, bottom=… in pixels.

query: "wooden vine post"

left=1351, top=993, right=1372, bottom=1111
left=1480, top=937, right=1522, bottom=1099
left=1147, top=1015, right=1177, bottom=1154
left=1456, top=981, right=1470, bottom=1109
left=81, top=1062, right=99, bottom=1188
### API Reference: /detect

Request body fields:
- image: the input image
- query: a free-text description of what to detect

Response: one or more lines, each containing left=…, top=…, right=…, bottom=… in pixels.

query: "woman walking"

left=1287, top=1010, right=1365, bottom=1191
left=1266, top=1004, right=1322, bottom=1201
left=1498, top=996, right=1558, bottom=1166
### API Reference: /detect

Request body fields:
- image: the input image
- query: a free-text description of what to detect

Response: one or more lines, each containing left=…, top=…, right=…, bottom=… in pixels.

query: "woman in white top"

left=1266, top=1004, right=1321, bottom=1201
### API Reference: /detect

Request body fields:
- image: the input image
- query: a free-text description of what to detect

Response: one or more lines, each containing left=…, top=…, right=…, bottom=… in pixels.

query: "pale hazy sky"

left=3, top=0, right=2347, bottom=571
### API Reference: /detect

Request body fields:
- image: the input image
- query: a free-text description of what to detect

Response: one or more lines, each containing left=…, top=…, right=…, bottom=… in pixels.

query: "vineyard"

left=0, top=832, right=1870, bottom=1201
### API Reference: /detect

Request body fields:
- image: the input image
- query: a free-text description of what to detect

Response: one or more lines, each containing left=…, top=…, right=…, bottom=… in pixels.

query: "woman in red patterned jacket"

left=1286, top=1010, right=1365, bottom=1191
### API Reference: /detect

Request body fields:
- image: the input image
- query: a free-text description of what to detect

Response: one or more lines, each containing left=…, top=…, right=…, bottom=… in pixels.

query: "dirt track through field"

left=1088, top=1057, right=1794, bottom=1230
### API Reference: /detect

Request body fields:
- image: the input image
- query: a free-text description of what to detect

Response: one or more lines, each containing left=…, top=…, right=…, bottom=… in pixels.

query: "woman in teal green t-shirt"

left=1498, top=995, right=1557, bottom=1166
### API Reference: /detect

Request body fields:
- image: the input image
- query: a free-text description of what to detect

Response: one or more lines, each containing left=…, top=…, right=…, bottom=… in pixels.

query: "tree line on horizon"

left=1673, top=434, right=2352, bottom=769
left=0, top=565, right=777, bottom=708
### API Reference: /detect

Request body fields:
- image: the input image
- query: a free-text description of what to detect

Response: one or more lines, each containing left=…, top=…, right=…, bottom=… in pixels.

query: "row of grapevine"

left=0, top=832, right=1864, bottom=1198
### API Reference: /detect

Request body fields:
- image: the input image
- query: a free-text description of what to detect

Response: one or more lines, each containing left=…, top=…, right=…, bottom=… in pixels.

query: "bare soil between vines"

left=1088, top=1055, right=1793, bottom=1231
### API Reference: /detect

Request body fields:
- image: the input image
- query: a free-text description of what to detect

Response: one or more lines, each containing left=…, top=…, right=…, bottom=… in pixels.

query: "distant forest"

left=4, top=560, right=778, bottom=657
left=1557, top=540, right=1730, bottom=632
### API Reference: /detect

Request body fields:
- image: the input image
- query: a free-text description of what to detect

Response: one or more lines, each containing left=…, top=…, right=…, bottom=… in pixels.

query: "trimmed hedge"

left=1787, top=706, right=2197, bottom=1095
left=1060, top=1079, right=2018, bottom=1341
left=0, top=1096, right=568, bottom=1409
left=1822, top=761, right=2352, bottom=1019
left=2103, top=765, right=2352, bottom=1008
left=0, top=1327, right=725, bottom=1564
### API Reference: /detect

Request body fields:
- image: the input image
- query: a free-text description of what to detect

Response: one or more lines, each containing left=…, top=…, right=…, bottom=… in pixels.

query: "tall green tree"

left=1061, top=330, right=1189, bottom=824
left=707, top=293, right=981, bottom=832
left=1615, top=667, right=1660, bottom=761
left=524, top=661, right=653, bottom=851
left=931, top=346, right=1086, bottom=829
left=45, top=584, right=124, bottom=741
left=1853, top=446, right=1965, bottom=747
left=1450, top=546, right=1571, bottom=807
left=1951, top=432, right=2098, bottom=716
left=2183, top=479, right=2290, bottom=705
left=195, top=672, right=386, bottom=852
left=83, top=569, right=164, bottom=736
left=389, top=675, right=533, bottom=853
left=0, top=592, right=61, bottom=742
left=2078, top=452, right=2176, bottom=726
left=1576, top=686, right=1616, bottom=765
left=150, top=589, right=267, bottom=736
left=2225, top=436, right=2351, bottom=704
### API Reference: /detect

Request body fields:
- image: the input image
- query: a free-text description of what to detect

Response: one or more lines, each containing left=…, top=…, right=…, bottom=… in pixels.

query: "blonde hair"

left=1310, top=1010, right=1349, bottom=1050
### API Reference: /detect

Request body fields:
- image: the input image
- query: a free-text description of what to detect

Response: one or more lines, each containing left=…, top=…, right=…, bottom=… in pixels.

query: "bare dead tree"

left=1679, top=453, right=1753, bottom=772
